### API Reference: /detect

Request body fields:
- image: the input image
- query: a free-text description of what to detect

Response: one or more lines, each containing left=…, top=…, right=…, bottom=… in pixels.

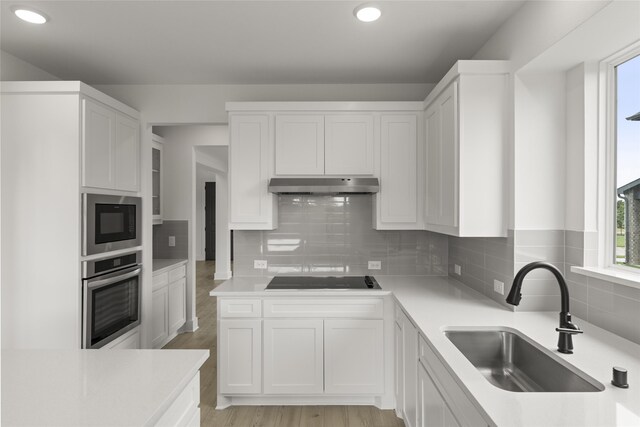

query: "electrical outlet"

left=254, top=260, right=268, bottom=269
left=168, top=236, right=176, bottom=247
left=494, top=279, right=504, bottom=295
left=454, top=264, right=462, bottom=275
left=368, top=260, right=382, bottom=270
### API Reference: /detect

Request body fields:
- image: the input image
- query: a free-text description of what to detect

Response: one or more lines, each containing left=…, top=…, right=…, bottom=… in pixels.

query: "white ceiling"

left=0, top=1, right=524, bottom=84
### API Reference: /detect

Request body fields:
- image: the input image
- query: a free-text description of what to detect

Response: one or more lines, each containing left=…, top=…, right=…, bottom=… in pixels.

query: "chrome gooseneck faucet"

left=506, top=261, right=583, bottom=354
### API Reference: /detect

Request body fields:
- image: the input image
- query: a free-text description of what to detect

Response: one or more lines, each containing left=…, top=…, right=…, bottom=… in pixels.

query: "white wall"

left=195, top=165, right=216, bottom=261
left=513, top=72, right=567, bottom=230
left=0, top=49, right=60, bottom=81
left=94, top=83, right=435, bottom=124
left=473, top=1, right=610, bottom=69
left=470, top=0, right=614, bottom=232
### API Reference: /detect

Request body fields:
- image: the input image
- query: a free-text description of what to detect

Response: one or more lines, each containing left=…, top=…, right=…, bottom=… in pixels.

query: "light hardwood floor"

left=163, top=261, right=405, bottom=427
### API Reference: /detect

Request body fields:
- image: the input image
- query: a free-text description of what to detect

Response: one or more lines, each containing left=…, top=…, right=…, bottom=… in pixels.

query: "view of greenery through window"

left=615, top=54, right=640, bottom=268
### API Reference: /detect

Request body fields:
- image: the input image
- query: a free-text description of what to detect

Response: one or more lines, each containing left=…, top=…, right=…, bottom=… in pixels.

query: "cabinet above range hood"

left=268, top=177, right=379, bottom=195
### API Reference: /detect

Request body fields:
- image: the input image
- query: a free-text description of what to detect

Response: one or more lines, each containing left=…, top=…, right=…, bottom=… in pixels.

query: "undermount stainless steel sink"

left=444, top=328, right=605, bottom=393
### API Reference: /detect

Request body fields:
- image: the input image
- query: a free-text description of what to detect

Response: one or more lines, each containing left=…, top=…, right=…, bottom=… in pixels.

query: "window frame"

left=599, top=42, right=640, bottom=274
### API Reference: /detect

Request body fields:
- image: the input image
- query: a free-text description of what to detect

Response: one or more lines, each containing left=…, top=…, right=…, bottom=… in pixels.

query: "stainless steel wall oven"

left=82, top=251, right=142, bottom=348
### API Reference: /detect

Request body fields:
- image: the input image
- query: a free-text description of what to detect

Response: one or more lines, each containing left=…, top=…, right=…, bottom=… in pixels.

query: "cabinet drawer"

left=264, top=298, right=383, bottom=318
left=220, top=299, right=262, bottom=318
left=154, top=373, right=200, bottom=427
left=169, top=264, right=187, bottom=282
left=419, top=334, right=490, bottom=427
left=153, top=272, right=169, bottom=290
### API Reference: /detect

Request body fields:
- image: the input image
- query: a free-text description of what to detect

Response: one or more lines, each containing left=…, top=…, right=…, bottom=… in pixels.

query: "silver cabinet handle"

left=86, top=267, right=141, bottom=289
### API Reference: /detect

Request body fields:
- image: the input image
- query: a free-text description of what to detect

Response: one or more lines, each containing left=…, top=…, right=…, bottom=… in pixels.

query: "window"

left=614, top=54, right=640, bottom=269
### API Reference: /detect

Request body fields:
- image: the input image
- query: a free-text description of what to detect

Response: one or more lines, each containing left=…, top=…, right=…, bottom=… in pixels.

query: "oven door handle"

left=86, top=266, right=142, bottom=289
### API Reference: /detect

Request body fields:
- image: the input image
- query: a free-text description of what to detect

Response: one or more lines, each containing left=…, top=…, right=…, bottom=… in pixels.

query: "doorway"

left=205, top=182, right=216, bottom=260
left=204, top=182, right=233, bottom=262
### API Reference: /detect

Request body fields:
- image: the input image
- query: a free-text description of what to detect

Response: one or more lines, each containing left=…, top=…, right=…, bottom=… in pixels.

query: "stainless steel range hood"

left=268, top=177, right=379, bottom=195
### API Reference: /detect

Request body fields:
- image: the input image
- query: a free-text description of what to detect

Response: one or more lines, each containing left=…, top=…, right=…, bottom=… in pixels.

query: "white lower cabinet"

left=324, top=319, right=383, bottom=394
left=263, top=319, right=324, bottom=394
left=396, top=303, right=488, bottom=427
left=151, top=286, right=169, bottom=348
left=152, top=263, right=187, bottom=349
left=168, top=278, right=187, bottom=332
left=154, top=372, right=201, bottom=427
left=219, top=319, right=262, bottom=394
left=417, top=362, right=460, bottom=427
left=218, top=297, right=386, bottom=401
left=396, top=306, right=419, bottom=427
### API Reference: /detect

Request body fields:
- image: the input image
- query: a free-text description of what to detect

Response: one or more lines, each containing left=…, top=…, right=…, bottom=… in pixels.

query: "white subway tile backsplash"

left=233, top=195, right=447, bottom=277
left=447, top=228, right=640, bottom=344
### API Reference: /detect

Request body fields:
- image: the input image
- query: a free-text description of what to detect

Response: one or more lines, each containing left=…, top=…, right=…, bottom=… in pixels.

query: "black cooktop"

left=265, top=276, right=381, bottom=290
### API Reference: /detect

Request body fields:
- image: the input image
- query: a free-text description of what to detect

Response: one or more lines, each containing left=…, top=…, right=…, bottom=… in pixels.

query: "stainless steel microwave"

left=82, top=193, right=141, bottom=256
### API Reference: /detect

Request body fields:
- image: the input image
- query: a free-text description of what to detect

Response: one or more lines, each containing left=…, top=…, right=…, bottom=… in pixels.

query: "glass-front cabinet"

left=152, top=134, right=164, bottom=224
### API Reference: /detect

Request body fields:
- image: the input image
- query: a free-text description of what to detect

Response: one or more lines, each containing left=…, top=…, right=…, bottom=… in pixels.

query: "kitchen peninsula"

left=2, top=349, right=208, bottom=426
left=211, top=275, right=640, bottom=427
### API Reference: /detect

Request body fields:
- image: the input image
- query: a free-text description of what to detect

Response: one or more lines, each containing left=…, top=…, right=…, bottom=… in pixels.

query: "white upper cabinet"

left=115, top=113, right=140, bottom=192
left=229, top=114, right=277, bottom=230
left=274, top=113, right=375, bottom=176
left=423, top=61, right=509, bottom=237
left=425, top=83, right=457, bottom=229
left=375, top=113, right=420, bottom=229
left=324, top=114, right=374, bottom=175
left=82, top=97, right=140, bottom=192
left=83, top=99, right=115, bottom=189
left=152, top=134, right=164, bottom=225
left=275, top=115, right=325, bottom=175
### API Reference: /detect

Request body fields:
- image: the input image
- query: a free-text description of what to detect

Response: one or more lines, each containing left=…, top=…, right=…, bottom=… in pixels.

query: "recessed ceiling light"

left=354, top=4, right=381, bottom=23
left=12, top=7, right=48, bottom=24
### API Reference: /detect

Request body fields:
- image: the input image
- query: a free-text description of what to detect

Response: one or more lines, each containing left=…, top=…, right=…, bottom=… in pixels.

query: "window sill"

left=571, top=266, right=640, bottom=290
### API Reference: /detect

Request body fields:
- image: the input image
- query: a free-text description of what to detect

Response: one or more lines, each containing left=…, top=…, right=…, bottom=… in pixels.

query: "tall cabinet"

left=1, top=81, right=140, bottom=349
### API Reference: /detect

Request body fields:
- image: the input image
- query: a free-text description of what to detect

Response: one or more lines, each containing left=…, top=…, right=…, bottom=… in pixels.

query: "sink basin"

left=444, top=328, right=604, bottom=392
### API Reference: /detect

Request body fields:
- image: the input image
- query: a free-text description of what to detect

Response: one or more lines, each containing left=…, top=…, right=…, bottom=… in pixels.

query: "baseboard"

left=218, top=394, right=387, bottom=408
left=214, top=270, right=232, bottom=280
left=184, top=317, right=199, bottom=332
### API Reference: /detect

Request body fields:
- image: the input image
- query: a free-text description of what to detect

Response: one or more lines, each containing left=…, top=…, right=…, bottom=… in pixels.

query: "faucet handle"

left=556, top=327, right=583, bottom=334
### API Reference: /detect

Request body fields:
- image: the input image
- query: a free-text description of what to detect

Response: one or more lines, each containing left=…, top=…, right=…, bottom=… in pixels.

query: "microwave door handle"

left=86, top=267, right=142, bottom=289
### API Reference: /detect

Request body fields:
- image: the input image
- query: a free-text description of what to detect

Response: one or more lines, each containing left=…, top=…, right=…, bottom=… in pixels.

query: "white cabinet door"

left=114, top=113, right=140, bottom=192
left=324, top=319, right=383, bottom=394
left=395, top=320, right=405, bottom=418
left=376, top=114, right=419, bottom=229
left=438, top=83, right=458, bottom=228
left=219, top=319, right=262, bottom=394
left=168, top=277, right=186, bottom=333
left=151, top=287, right=169, bottom=349
left=324, top=115, right=374, bottom=175
left=417, top=362, right=461, bottom=427
left=425, top=104, right=441, bottom=227
left=229, top=114, right=277, bottom=229
left=152, top=135, right=164, bottom=224
left=425, top=82, right=457, bottom=229
left=83, top=98, right=115, bottom=189
left=263, top=319, right=323, bottom=394
left=275, top=115, right=324, bottom=175
left=399, top=310, right=418, bottom=427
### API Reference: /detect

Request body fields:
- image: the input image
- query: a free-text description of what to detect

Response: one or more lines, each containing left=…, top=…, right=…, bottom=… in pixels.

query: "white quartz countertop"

left=212, top=275, right=640, bottom=426
left=2, top=349, right=209, bottom=426
left=152, top=258, right=187, bottom=274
